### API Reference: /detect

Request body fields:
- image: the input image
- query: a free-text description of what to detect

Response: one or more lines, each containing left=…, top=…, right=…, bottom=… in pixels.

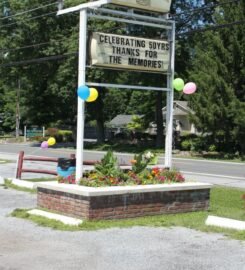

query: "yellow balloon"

left=47, top=137, right=56, bottom=146
left=86, top=88, right=98, bottom=102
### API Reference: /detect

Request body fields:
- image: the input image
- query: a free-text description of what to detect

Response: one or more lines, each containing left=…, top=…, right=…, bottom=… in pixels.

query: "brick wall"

left=37, top=187, right=210, bottom=220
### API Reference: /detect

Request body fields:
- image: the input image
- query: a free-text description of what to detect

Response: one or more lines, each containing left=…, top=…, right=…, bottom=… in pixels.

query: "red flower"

left=152, top=167, right=160, bottom=176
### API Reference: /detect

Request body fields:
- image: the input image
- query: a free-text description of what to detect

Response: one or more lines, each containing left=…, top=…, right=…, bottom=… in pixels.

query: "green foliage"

left=180, top=140, right=192, bottom=151
left=187, top=2, right=245, bottom=155
left=80, top=150, right=183, bottom=187
left=94, top=150, right=120, bottom=177
left=127, top=115, right=144, bottom=132
left=208, top=144, right=216, bottom=152
left=131, top=153, right=148, bottom=174
left=56, top=130, right=73, bottom=143
left=0, top=0, right=244, bottom=156
left=80, top=167, right=185, bottom=187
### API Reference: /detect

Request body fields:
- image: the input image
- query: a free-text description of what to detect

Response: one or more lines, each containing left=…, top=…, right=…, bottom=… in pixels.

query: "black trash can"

left=57, top=158, right=76, bottom=177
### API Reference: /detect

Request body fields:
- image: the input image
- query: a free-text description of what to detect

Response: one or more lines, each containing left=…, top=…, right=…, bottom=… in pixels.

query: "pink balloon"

left=183, top=82, right=197, bottom=95
left=41, top=141, right=49, bottom=149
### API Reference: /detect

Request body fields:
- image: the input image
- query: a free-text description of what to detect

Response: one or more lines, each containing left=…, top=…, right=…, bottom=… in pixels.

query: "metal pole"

left=76, top=9, right=87, bottom=182
left=24, top=125, right=26, bottom=142
left=42, top=126, right=45, bottom=137
left=164, top=21, right=175, bottom=169
left=16, top=79, right=20, bottom=138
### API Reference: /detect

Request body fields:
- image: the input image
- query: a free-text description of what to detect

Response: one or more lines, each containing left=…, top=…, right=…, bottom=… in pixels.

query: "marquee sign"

left=90, top=32, right=170, bottom=73
left=93, top=0, right=172, bottom=13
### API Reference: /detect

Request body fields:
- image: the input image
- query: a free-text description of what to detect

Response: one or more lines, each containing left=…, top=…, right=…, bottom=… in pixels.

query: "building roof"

left=108, top=114, right=143, bottom=128
left=162, top=100, right=194, bottom=116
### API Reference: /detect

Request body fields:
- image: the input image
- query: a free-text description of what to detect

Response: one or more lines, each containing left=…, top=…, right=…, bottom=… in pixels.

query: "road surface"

left=0, top=143, right=244, bottom=188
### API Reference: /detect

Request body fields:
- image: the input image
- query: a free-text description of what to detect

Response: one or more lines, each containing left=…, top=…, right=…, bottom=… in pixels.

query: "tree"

left=187, top=1, right=245, bottom=154
left=0, top=0, right=80, bottom=130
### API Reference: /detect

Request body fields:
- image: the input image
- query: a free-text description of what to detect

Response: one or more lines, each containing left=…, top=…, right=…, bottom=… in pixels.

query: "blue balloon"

left=77, top=85, right=90, bottom=100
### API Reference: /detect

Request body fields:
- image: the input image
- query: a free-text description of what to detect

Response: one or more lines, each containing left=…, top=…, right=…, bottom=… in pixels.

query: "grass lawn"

left=0, top=159, right=13, bottom=164
left=11, top=186, right=245, bottom=240
left=23, top=177, right=57, bottom=182
left=4, top=179, right=37, bottom=193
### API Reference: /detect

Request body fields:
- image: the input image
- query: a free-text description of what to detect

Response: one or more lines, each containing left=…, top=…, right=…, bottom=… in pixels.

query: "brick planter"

left=36, top=182, right=212, bottom=220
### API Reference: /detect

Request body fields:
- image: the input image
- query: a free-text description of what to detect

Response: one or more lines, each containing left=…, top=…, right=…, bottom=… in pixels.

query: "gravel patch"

left=0, top=187, right=244, bottom=270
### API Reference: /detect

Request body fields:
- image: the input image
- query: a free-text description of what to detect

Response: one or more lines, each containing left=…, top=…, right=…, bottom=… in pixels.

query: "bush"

left=208, top=144, right=216, bottom=152
left=57, top=130, right=73, bottom=143
left=180, top=140, right=192, bottom=151
left=46, top=128, right=73, bottom=143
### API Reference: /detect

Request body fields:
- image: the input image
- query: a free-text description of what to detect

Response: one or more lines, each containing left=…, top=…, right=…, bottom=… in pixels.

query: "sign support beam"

left=164, top=21, right=175, bottom=168
left=57, top=0, right=175, bottom=181
left=57, top=1, right=110, bottom=182
left=74, top=9, right=87, bottom=182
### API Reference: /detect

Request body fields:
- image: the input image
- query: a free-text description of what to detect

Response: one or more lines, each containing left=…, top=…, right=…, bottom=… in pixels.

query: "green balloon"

left=173, top=78, right=184, bottom=91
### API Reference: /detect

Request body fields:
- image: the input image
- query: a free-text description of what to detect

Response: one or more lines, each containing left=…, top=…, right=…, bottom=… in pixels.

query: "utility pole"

left=15, top=79, right=20, bottom=138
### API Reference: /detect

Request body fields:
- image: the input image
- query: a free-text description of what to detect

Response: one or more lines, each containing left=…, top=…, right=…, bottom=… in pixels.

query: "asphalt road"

left=0, top=143, right=244, bottom=188
left=0, top=186, right=245, bottom=270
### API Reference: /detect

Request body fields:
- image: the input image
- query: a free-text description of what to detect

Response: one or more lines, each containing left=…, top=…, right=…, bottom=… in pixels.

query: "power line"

left=177, top=19, right=245, bottom=36
left=1, top=19, right=243, bottom=68
left=0, top=2, right=57, bottom=21
left=0, top=52, right=78, bottom=68
left=0, top=41, right=55, bottom=52
left=171, top=0, right=241, bottom=18
left=0, top=11, right=58, bottom=29
left=0, top=35, right=76, bottom=52
left=0, top=25, right=121, bottom=53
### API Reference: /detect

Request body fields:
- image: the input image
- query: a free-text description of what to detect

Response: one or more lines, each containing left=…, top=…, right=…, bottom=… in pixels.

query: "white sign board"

left=93, top=0, right=172, bottom=13
left=90, top=32, right=170, bottom=73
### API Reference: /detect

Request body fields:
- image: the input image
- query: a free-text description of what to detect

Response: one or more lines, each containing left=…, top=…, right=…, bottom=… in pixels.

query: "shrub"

left=56, top=130, right=73, bottom=143
left=58, top=130, right=73, bottom=142
left=181, top=140, right=192, bottom=151
left=208, top=144, right=216, bottom=152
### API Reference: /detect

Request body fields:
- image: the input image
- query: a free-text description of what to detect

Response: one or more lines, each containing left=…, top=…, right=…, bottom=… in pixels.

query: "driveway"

left=0, top=187, right=244, bottom=270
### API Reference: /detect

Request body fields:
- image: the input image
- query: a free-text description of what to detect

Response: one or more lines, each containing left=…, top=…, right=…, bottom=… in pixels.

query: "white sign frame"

left=57, top=0, right=175, bottom=181
left=99, top=0, right=171, bottom=13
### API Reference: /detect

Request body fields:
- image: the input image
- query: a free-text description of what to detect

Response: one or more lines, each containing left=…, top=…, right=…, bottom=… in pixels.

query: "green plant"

left=79, top=150, right=184, bottom=187
left=181, top=140, right=192, bottom=151
left=80, top=167, right=185, bottom=187
left=94, top=150, right=121, bottom=177
left=131, top=153, right=148, bottom=174
left=126, top=115, right=144, bottom=132
left=208, top=144, right=216, bottom=152
left=55, top=130, right=73, bottom=143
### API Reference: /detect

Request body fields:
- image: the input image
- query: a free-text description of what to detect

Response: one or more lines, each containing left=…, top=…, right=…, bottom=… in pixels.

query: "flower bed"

left=36, top=151, right=212, bottom=220
left=79, top=167, right=185, bottom=187
left=58, top=151, right=185, bottom=187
